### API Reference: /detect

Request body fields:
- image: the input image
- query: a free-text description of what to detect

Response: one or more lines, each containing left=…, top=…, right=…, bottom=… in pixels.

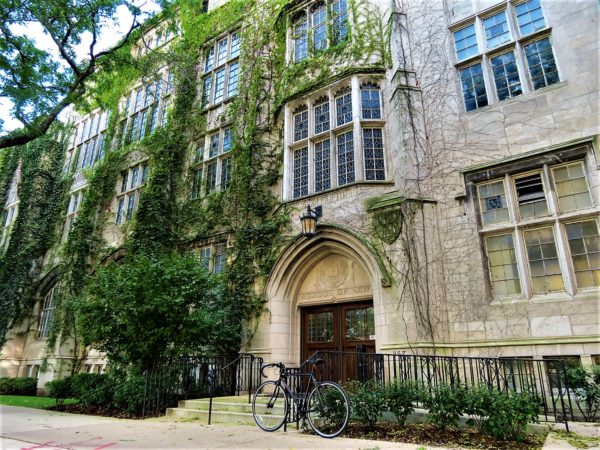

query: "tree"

left=0, top=0, right=142, bottom=149
left=73, top=253, right=239, bottom=371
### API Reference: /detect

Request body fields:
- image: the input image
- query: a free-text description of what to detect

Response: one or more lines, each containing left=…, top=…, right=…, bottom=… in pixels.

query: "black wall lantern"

left=300, top=205, right=322, bottom=237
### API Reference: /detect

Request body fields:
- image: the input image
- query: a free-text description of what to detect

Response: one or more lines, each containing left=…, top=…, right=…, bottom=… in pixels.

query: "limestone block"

left=530, top=316, right=572, bottom=338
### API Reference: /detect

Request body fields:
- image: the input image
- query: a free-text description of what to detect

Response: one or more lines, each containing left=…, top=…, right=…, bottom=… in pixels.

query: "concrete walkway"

left=2, top=405, right=599, bottom=449
left=0, top=405, right=442, bottom=450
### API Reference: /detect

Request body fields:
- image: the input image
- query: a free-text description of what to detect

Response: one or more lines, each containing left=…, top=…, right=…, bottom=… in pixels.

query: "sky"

left=0, top=1, right=161, bottom=133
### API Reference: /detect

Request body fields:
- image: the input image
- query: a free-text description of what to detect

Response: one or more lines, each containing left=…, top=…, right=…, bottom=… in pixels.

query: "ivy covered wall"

left=0, top=0, right=393, bottom=370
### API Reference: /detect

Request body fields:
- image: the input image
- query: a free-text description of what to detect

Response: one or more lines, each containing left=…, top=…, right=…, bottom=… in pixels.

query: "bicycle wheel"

left=306, top=381, right=350, bottom=438
left=252, top=380, right=288, bottom=432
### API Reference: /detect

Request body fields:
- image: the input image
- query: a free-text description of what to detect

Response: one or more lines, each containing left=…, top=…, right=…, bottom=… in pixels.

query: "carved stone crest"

left=373, top=208, right=403, bottom=244
left=317, top=255, right=349, bottom=289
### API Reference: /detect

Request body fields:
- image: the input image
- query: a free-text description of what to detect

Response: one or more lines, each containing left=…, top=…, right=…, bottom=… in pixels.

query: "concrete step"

left=165, top=395, right=290, bottom=426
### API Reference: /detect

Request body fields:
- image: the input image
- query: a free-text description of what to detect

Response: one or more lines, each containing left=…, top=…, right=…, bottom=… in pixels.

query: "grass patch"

left=0, top=395, right=78, bottom=409
left=552, top=430, right=600, bottom=449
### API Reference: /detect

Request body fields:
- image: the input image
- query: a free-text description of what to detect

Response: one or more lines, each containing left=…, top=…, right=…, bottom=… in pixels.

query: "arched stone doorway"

left=254, top=226, right=387, bottom=378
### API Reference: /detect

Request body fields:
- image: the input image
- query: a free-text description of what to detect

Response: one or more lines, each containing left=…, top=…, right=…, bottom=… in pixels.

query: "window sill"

left=490, top=287, right=599, bottom=305
left=283, top=180, right=395, bottom=204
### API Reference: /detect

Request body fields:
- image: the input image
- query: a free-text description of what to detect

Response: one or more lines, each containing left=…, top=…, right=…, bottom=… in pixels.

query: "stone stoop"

left=165, top=396, right=274, bottom=426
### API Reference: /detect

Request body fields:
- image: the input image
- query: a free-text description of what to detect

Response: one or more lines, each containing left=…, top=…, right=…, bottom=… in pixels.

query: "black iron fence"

left=311, top=350, right=576, bottom=428
left=142, top=349, right=579, bottom=429
left=142, top=353, right=263, bottom=419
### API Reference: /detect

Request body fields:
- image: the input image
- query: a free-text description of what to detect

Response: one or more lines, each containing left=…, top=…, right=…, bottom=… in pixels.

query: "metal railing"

left=310, top=350, right=575, bottom=429
left=207, top=353, right=263, bottom=424
left=142, top=353, right=263, bottom=419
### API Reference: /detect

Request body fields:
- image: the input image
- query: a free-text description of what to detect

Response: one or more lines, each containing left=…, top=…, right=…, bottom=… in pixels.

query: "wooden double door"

left=301, top=301, right=375, bottom=382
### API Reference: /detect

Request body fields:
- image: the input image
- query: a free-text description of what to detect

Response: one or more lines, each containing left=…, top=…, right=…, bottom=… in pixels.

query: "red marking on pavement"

left=20, top=442, right=56, bottom=450
left=93, top=443, right=117, bottom=450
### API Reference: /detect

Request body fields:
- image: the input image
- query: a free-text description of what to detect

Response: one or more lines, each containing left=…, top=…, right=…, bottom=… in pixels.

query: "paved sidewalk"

left=0, top=405, right=442, bottom=450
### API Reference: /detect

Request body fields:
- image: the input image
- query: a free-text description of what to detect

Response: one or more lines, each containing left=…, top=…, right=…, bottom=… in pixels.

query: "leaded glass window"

left=216, top=38, right=228, bottom=66
left=293, top=105, right=309, bottom=141
left=361, top=84, right=381, bottom=119
left=363, top=128, right=385, bottom=181
left=38, top=286, right=59, bottom=339
left=307, top=311, right=334, bottom=343
left=314, top=97, right=330, bottom=134
left=314, top=139, right=331, bottom=192
left=227, top=61, right=239, bottom=98
left=293, top=147, right=309, bottom=198
left=207, top=162, right=217, bottom=193
left=311, top=3, right=328, bottom=52
left=336, top=131, right=355, bottom=186
left=515, top=173, right=548, bottom=219
left=293, top=14, right=308, bottom=62
left=221, top=158, right=231, bottom=190
left=214, top=68, right=226, bottom=103
left=332, top=0, right=348, bottom=44
left=335, top=89, right=352, bottom=126
left=209, top=133, right=220, bottom=158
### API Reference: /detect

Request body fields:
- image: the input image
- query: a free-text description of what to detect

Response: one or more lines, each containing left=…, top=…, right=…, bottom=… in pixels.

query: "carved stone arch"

left=293, top=104, right=308, bottom=114
left=334, top=85, right=352, bottom=97
left=258, top=225, right=388, bottom=365
left=36, top=267, right=62, bottom=297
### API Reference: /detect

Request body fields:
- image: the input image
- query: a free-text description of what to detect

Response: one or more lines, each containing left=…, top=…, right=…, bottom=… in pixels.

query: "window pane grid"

left=515, top=0, right=545, bottom=36
left=483, top=11, right=510, bottom=48
left=214, top=68, right=226, bottom=103
left=492, top=51, right=522, bottom=101
left=293, top=16, right=308, bottom=62
left=293, top=107, right=309, bottom=141
left=38, top=287, right=58, bottom=339
left=293, top=147, right=309, bottom=198
left=485, top=234, right=522, bottom=296
left=227, top=61, right=239, bottom=97
left=515, top=173, right=548, bottom=219
left=311, top=4, right=327, bottom=52
left=221, top=158, right=231, bottom=190
left=314, top=139, right=331, bottom=192
left=565, top=220, right=600, bottom=288
left=524, top=38, right=559, bottom=90
left=336, top=92, right=352, bottom=126
left=308, top=311, right=334, bottom=343
left=552, top=163, right=593, bottom=212
left=331, top=0, right=348, bottom=44
left=361, top=86, right=381, bottom=119
left=207, top=162, right=217, bottom=193
left=524, top=227, right=564, bottom=294
left=314, top=99, right=330, bottom=134
left=345, top=307, right=374, bottom=341
left=336, top=131, right=355, bottom=186
left=478, top=180, right=509, bottom=225
left=363, top=128, right=385, bottom=181
left=460, top=63, right=488, bottom=112
left=454, top=24, right=478, bottom=61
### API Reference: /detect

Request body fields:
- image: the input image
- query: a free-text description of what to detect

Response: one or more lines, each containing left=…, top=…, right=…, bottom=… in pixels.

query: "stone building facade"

left=1, top=0, right=598, bottom=388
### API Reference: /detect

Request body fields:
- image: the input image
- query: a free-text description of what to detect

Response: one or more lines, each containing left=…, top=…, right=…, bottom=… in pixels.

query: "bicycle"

left=252, top=359, right=350, bottom=438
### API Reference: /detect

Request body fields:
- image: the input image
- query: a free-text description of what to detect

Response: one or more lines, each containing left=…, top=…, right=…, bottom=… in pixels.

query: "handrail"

left=207, top=353, right=262, bottom=425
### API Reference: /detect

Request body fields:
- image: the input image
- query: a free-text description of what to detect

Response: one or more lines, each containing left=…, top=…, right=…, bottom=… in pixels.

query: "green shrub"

left=46, top=377, right=74, bottom=405
left=463, top=386, right=539, bottom=441
left=348, top=380, right=387, bottom=428
left=385, top=381, right=419, bottom=425
left=71, top=373, right=112, bottom=407
left=566, top=366, right=600, bottom=422
left=0, top=377, right=38, bottom=395
left=423, top=384, right=466, bottom=430
left=112, top=370, right=146, bottom=414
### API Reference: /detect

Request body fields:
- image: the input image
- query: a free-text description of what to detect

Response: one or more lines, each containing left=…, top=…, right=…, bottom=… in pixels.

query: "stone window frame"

left=190, top=126, right=233, bottom=199
left=283, top=75, right=388, bottom=201
left=196, top=241, right=228, bottom=274
left=62, top=188, right=86, bottom=242
left=467, top=146, right=599, bottom=301
left=37, top=285, right=59, bottom=339
left=287, top=0, right=350, bottom=64
left=200, top=30, right=241, bottom=109
left=115, top=161, right=149, bottom=225
left=68, top=109, right=109, bottom=173
left=450, top=0, right=560, bottom=112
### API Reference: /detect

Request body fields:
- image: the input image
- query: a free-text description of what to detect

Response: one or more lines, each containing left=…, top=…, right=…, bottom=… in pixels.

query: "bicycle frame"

left=278, top=369, right=320, bottom=431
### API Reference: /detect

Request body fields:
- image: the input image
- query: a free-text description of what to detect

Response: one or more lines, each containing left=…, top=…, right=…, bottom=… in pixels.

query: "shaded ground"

left=344, top=422, right=547, bottom=450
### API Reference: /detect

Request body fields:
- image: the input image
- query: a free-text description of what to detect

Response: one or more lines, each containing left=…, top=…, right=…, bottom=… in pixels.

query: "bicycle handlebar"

left=260, top=362, right=285, bottom=378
